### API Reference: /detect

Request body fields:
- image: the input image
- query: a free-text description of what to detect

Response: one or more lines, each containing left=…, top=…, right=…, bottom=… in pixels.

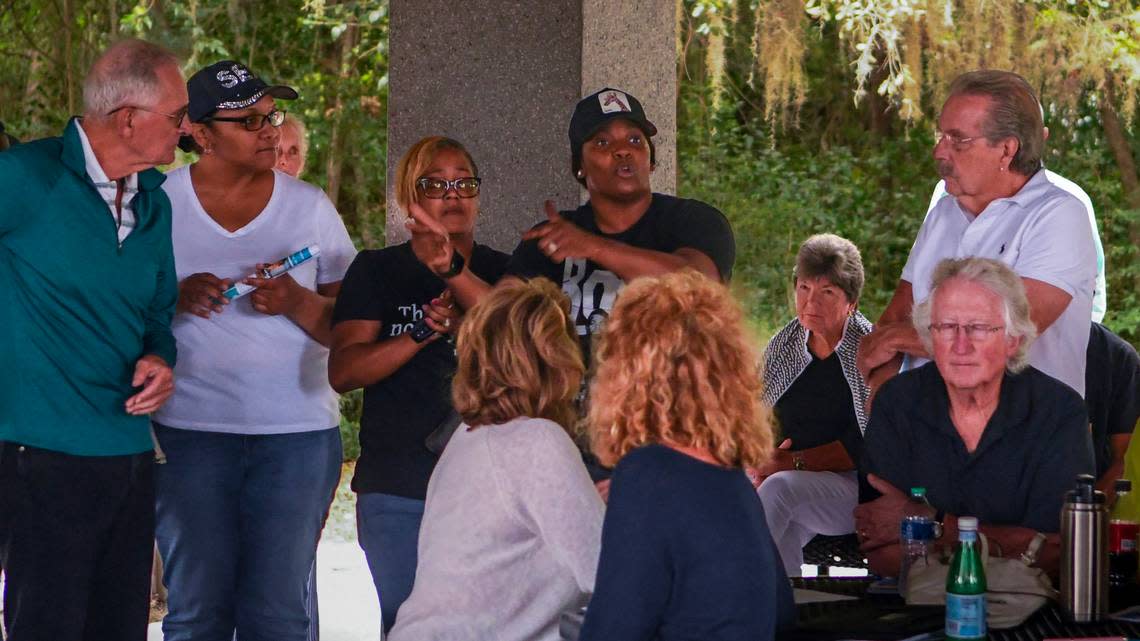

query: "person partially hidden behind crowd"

left=857, top=257, right=1094, bottom=577
left=329, top=136, right=510, bottom=632
left=1085, top=321, right=1140, bottom=500
left=858, top=70, right=1097, bottom=399
left=756, top=233, right=871, bottom=577
left=388, top=279, right=603, bottom=641
left=0, top=119, right=16, bottom=150
left=0, top=38, right=187, bottom=641
left=276, top=112, right=307, bottom=177
left=579, top=270, right=794, bottom=641
left=152, top=61, right=356, bottom=641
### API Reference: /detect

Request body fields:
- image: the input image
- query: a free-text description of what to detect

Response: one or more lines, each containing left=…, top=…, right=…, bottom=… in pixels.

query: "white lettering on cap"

left=216, top=64, right=254, bottom=89
left=598, top=90, right=631, bottom=114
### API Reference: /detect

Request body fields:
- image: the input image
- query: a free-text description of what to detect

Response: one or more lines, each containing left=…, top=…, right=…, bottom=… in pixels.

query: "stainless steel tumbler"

left=1060, top=474, right=1109, bottom=622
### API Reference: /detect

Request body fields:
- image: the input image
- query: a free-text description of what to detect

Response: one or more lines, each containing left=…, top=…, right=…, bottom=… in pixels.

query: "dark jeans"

left=355, top=492, right=425, bottom=633
left=0, top=441, right=155, bottom=641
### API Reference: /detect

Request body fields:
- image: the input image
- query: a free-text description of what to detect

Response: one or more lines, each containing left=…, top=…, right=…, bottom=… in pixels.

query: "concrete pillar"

left=387, top=0, right=676, bottom=250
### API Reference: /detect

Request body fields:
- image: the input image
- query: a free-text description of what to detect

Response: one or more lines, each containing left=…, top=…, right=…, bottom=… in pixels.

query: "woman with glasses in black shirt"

left=328, top=136, right=510, bottom=633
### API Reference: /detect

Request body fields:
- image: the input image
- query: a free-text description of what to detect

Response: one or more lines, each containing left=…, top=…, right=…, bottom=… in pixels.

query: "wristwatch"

left=437, top=251, right=465, bottom=279
left=792, top=454, right=806, bottom=471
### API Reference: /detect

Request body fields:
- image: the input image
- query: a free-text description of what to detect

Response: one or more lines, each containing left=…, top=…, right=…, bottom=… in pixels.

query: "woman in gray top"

left=388, top=278, right=604, bottom=641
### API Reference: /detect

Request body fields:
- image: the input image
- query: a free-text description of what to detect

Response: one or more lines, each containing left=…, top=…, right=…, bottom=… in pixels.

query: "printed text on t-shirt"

left=561, top=258, right=623, bottom=337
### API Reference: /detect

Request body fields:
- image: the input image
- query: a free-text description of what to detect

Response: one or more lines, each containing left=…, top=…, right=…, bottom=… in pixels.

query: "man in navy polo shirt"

left=855, top=258, right=1093, bottom=578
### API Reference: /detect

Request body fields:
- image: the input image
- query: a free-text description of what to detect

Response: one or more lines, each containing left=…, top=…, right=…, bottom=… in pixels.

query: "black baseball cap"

left=186, top=60, right=297, bottom=123
left=568, top=87, right=657, bottom=154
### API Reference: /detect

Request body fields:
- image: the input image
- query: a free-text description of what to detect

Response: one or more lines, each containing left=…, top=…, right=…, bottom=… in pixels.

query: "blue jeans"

left=154, top=424, right=341, bottom=641
left=356, top=492, right=425, bottom=633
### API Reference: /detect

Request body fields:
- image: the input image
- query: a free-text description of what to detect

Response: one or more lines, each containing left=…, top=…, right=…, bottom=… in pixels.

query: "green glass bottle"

left=946, top=516, right=987, bottom=640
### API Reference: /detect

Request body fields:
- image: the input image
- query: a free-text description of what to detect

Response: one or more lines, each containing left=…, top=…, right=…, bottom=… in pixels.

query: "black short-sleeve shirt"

left=505, top=193, right=735, bottom=362
left=859, top=363, right=1094, bottom=533
left=773, top=351, right=863, bottom=464
left=1084, top=322, right=1140, bottom=479
left=332, top=242, right=509, bottom=499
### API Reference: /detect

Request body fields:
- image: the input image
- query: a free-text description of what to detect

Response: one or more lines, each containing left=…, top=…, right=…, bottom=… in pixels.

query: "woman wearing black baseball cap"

left=153, top=60, right=357, bottom=641
left=409, top=87, right=735, bottom=370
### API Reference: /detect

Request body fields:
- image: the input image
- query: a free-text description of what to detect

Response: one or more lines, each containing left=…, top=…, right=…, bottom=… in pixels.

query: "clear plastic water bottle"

left=898, top=487, right=936, bottom=596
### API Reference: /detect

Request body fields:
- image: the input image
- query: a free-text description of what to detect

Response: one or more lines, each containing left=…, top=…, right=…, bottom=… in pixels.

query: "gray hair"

left=946, top=70, right=1044, bottom=176
left=83, top=39, right=181, bottom=119
left=912, top=257, right=1037, bottom=373
left=794, top=233, right=865, bottom=303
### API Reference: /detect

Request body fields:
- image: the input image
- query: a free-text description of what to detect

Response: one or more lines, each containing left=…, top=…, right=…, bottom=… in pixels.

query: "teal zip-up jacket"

left=0, top=118, right=178, bottom=456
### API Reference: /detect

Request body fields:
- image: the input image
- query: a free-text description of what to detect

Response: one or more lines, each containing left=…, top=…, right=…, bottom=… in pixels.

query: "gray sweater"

left=388, top=416, right=604, bottom=641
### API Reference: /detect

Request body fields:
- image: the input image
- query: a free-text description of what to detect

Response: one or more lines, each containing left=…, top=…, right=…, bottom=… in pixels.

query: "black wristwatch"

left=437, top=251, right=465, bottom=279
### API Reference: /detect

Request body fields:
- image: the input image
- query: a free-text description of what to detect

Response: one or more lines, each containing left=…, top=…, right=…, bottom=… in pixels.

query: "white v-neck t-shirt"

left=155, top=165, right=357, bottom=434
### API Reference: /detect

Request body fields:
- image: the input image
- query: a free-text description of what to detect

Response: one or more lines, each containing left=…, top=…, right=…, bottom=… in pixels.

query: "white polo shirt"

left=928, top=169, right=1106, bottom=322
left=902, top=169, right=1096, bottom=396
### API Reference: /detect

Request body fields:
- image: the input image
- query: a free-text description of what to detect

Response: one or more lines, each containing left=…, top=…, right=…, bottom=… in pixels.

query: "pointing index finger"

left=544, top=199, right=560, bottom=222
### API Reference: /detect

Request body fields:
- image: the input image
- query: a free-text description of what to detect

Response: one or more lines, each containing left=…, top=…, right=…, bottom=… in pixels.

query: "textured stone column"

left=388, top=0, right=676, bottom=250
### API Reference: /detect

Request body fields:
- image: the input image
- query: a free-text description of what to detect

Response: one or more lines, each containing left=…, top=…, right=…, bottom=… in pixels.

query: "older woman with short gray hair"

left=756, top=233, right=872, bottom=576
left=856, top=257, right=1093, bottom=579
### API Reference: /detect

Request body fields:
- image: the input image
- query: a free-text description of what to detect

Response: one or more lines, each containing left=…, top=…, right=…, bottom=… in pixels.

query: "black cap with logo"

left=186, top=60, right=297, bottom=124
left=568, top=87, right=657, bottom=154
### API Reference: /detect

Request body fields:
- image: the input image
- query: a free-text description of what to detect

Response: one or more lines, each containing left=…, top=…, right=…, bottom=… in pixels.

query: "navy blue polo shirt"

left=1084, top=322, right=1140, bottom=479
left=860, top=363, right=1094, bottom=533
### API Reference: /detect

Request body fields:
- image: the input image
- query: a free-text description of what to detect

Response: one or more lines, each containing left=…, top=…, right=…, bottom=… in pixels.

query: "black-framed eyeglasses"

left=416, top=176, right=481, bottom=199
left=934, top=130, right=984, bottom=151
left=929, top=322, right=1005, bottom=342
left=107, top=104, right=189, bottom=128
left=206, top=109, right=287, bottom=132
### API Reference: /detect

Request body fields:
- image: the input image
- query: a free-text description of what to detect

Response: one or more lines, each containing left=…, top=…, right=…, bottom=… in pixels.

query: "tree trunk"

left=1099, top=80, right=1140, bottom=210
left=63, top=0, right=75, bottom=114
left=109, top=0, right=120, bottom=39
left=324, top=23, right=358, bottom=210
left=866, top=54, right=893, bottom=138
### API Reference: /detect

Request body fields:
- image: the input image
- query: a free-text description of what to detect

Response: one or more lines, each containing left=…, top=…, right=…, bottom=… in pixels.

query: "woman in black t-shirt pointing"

left=328, top=137, right=509, bottom=634
left=405, top=88, right=736, bottom=364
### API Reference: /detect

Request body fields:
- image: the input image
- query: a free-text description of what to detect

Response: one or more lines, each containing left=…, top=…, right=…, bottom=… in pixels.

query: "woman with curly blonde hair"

left=388, top=278, right=604, bottom=641
left=580, top=270, right=794, bottom=641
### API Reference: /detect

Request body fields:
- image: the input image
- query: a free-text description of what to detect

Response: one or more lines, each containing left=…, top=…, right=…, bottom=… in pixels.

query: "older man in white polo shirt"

left=857, top=70, right=1096, bottom=397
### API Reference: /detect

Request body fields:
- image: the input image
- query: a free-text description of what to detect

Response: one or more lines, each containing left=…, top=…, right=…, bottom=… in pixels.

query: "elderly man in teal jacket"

left=0, top=39, right=190, bottom=641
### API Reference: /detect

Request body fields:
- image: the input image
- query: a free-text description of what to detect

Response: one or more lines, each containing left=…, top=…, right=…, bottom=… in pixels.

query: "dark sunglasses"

left=416, top=176, right=481, bottom=199
left=206, top=109, right=287, bottom=132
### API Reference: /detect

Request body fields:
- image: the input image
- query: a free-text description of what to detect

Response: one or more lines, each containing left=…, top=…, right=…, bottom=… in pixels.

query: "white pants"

left=757, top=470, right=858, bottom=577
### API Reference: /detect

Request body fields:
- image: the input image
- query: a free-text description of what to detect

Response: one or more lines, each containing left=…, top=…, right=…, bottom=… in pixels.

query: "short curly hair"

left=587, top=270, right=774, bottom=469
left=453, top=278, right=584, bottom=430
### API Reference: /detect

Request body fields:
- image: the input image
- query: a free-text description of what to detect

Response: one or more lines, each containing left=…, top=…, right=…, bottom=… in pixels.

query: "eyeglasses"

left=934, top=130, right=984, bottom=151
left=929, top=322, right=1005, bottom=342
left=416, top=176, right=481, bottom=199
left=107, top=104, right=189, bottom=128
left=206, top=109, right=287, bottom=132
